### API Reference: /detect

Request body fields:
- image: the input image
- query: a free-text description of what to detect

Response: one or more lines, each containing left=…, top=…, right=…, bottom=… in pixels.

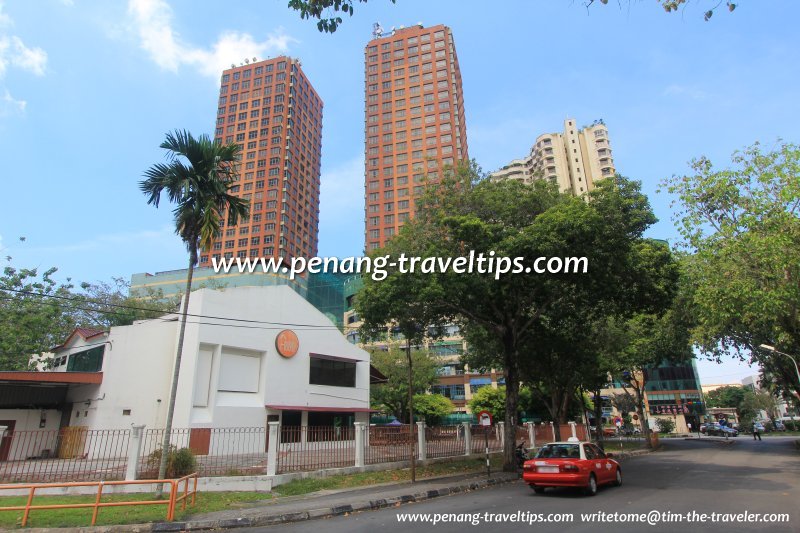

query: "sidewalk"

left=24, top=448, right=654, bottom=532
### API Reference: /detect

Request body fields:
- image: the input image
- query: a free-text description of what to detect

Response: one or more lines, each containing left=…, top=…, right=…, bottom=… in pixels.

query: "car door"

left=582, top=443, right=606, bottom=483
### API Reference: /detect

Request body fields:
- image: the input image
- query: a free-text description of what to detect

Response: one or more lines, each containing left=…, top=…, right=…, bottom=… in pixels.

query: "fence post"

left=463, top=422, right=472, bottom=456
left=498, top=421, right=505, bottom=448
left=354, top=422, right=365, bottom=468
left=416, top=421, right=426, bottom=461
left=526, top=421, right=535, bottom=451
left=125, top=425, right=146, bottom=481
left=568, top=421, right=577, bottom=440
left=267, top=421, right=279, bottom=476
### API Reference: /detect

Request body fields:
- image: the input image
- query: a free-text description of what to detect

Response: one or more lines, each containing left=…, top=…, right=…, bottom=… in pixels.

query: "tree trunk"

left=406, top=338, right=415, bottom=483
left=593, top=389, right=604, bottom=449
left=634, top=386, right=653, bottom=449
left=156, top=247, right=196, bottom=494
left=503, top=351, right=520, bottom=472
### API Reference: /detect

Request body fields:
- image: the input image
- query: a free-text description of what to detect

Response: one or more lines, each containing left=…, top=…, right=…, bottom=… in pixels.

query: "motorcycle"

left=515, top=440, right=530, bottom=470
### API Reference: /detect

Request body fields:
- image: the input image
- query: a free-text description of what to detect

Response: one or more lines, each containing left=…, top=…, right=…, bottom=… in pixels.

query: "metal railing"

left=276, top=426, right=356, bottom=473
left=366, top=425, right=416, bottom=465
left=0, top=429, right=130, bottom=483
left=139, top=427, right=268, bottom=478
left=426, top=425, right=464, bottom=459
left=0, top=473, right=198, bottom=527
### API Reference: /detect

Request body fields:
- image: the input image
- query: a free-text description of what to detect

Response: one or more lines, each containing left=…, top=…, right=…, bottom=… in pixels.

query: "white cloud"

left=127, top=0, right=295, bottom=77
left=0, top=88, right=26, bottom=116
left=25, top=226, right=177, bottom=254
left=0, top=3, right=48, bottom=80
left=59, top=0, right=75, bottom=6
left=0, top=2, right=12, bottom=28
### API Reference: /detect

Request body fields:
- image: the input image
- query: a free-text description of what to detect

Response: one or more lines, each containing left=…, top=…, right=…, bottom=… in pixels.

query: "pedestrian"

left=687, top=422, right=692, bottom=434
left=753, top=422, right=762, bottom=441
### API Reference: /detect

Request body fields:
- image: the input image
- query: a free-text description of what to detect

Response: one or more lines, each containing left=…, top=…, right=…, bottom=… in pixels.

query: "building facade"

left=199, top=56, right=323, bottom=267
left=364, top=23, right=469, bottom=250
left=490, top=118, right=615, bottom=196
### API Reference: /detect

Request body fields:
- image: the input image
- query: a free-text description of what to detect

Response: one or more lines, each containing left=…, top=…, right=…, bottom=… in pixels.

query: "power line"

left=0, top=287, right=346, bottom=329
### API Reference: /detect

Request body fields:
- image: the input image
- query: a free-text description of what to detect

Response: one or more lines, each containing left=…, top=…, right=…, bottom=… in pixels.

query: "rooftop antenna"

left=253, top=57, right=257, bottom=62
left=244, top=58, right=250, bottom=64
left=372, top=22, right=383, bottom=38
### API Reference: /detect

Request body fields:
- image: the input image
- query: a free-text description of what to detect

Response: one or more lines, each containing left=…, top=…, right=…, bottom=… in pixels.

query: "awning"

left=265, top=405, right=376, bottom=413
left=469, top=377, right=491, bottom=385
left=0, top=371, right=103, bottom=384
left=370, top=364, right=388, bottom=384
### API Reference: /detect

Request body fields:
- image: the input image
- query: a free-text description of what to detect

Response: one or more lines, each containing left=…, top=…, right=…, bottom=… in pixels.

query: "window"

left=67, top=346, right=104, bottom=372
left=309, top=355, right=356, bottom=387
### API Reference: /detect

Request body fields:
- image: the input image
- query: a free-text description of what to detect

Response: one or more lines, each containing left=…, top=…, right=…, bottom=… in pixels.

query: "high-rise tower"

left=364, top=23, right=468, bottom=250
left=199, top=56, right=323, bottom=267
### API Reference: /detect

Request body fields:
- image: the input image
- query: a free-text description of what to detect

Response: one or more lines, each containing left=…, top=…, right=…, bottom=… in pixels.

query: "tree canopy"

left=662, top=141, right=800, bottom=400
left=367, top=346, right=440, bottom=422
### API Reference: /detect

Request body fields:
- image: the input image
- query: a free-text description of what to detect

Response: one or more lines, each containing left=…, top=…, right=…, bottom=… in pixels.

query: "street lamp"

left=758, top=344, right=800, bottom=395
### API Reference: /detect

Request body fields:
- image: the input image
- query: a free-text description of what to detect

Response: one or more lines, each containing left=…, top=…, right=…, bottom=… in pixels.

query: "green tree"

left=368, top=346, right=440, bottom=422
left=655, top=417, right=675, bottom=434
left=0, top=263, right=79, bottom=370
left=705, top=385, right=748, bottom=409
left=467, top=386, right=506, bottom=423
left=75, top=278, right=179, bottom=328
left=412, top=393, right=453, bottom=425
left=662, top=141, right=800, bottom=401
left=140, top=130, right=249, bottom=485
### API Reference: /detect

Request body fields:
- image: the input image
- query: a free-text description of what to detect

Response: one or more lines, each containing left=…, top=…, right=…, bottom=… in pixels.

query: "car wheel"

left=584, top=474, right=598, bottom=496
left=613, top=468, right=622, bottom=487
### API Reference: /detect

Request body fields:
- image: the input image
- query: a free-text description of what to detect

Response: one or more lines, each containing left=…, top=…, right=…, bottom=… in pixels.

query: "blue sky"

left=1, top=0, right=798, bottom=384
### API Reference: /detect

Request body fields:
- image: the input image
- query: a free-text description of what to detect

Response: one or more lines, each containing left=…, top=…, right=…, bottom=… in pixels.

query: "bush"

left=145, top=445, right=197, bottom=478
left=655, top=418, right=675, bottom=434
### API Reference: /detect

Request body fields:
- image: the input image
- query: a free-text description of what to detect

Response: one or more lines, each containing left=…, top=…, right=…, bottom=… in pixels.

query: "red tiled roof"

left=53, top=327, right=107, bottom=351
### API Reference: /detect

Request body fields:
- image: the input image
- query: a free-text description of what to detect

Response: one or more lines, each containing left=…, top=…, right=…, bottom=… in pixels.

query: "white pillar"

left=498, top=421, right=505, bottom=447
left=416, top=421, right=427, bottom=461
left=526, top=422, right=535, bottom=450
left=569, top=421, right=577, bottom=440
left=354, top=422, right=365, bottom=467
left=267, top=421, right=280, bottom=476
left=463, top=421, right=472, bottom=456
left=550, top=421, right=556, bottom=442
left=125, top=425, right=145, bottom=481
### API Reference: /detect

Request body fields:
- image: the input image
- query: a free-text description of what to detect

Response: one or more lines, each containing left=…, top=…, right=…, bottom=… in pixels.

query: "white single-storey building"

left=0, top=286, right=376, bottom=459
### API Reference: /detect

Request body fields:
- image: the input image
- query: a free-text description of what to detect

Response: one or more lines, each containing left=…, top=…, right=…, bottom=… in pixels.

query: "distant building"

left=490, top=118, right=615, bottom=196
left=200, top=56, right=323, bottom=268
left=364, top=23, right=469, bottom=250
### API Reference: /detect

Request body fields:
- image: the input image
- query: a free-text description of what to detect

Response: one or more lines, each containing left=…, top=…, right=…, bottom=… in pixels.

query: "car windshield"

left=535, top=444, right=580, bottom=459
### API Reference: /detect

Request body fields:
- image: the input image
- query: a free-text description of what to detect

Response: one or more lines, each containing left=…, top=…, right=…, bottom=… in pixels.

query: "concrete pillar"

left=125, top=425, right=145, bottom=481
left=300, top=411, right=308, bottom=444
left=354, top=422, right=365, bottom=467
left=463, top=421, right=472, bottom=456
left=498, top=421, right=505, bottom=447
left=267, top=421, right=280, bottom=476
left=550, top=421, right=556, bottom=442
left=416, top=421, right=426, bottom=461
left=569, top=421, right=577, bottom=440
left=526, top=422, right=535, bottom=450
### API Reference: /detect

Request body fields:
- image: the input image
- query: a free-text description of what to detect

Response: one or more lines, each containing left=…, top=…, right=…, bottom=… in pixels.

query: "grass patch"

left=274, top=455, right=505, bottom=497
left=0, top=490, right=272, bottom=529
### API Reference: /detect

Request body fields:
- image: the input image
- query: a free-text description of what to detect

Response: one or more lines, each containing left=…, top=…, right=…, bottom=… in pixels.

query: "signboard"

left=614, top=417, right=622, bottom=427
left=275, top=330, right=299, bottom=358
left=478, top=410, right=492, bottom=426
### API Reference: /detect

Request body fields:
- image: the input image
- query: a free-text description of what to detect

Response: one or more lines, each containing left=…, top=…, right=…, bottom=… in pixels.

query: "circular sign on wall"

left=275, top=330, right=299, bottom=358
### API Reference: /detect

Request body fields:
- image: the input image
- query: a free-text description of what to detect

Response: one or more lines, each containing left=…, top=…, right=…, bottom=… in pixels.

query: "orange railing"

left=0, top=473, right=198, bottom=526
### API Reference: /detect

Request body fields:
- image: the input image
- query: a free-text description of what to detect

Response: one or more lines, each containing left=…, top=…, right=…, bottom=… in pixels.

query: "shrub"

left=655, top=418, right=675, bottom=434
left=145, top=445, right=197, bottom=478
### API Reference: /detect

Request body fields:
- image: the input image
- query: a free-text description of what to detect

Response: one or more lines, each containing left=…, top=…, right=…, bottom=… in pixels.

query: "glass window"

left=309, top=356, right=356, bottom=387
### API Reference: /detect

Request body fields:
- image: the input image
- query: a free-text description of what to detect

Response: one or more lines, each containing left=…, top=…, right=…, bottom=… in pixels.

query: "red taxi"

left=522, top=441, right=622, bottom=496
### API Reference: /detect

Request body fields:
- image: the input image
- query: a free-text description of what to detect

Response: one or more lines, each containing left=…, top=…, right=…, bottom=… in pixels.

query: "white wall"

left=65, top=320, right=177, bottom=430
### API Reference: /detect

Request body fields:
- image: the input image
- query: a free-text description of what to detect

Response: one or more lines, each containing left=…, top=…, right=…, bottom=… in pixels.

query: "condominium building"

left=490, top=118, right=615, bottom=196
left=364, top=23, right=469, bottom=250
left=198, top=56, right=323, bottom=267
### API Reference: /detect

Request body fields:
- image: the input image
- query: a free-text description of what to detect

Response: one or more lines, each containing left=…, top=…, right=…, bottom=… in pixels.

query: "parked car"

left=773, top=421, right=786, bottom=431
left=706, top=423, right=738, bottom=437
left=522, top=441, right=622, bottom=496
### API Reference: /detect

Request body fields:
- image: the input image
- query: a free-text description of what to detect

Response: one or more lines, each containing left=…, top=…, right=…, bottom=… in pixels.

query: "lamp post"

left=758, top=344, right=800, bottom=396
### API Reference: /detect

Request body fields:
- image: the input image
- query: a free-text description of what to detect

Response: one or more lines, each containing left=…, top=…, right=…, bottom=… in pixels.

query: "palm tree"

left=140, top=130, right=249, bottom=484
